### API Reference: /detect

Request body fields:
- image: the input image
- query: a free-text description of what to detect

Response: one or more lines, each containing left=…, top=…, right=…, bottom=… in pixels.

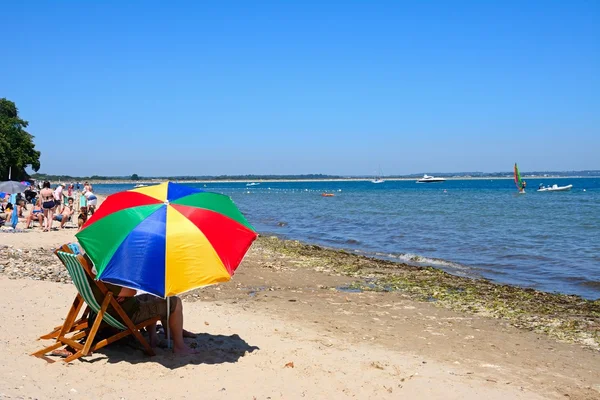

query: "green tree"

left=131, top=173, right=140, bottom=180
left=0, top=98, right=41, bottom=181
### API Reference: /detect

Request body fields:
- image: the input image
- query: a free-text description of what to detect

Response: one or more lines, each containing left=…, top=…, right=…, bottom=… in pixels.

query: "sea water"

left=94, top=178, right=600, bottom=300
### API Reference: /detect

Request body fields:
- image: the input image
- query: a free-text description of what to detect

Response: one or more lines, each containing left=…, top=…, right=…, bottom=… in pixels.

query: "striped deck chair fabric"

left=57, top=251, right=126, bottom=331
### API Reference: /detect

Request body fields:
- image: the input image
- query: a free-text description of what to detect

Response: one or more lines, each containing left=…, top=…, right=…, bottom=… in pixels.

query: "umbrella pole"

left=167, top=297, right=171, bottom=350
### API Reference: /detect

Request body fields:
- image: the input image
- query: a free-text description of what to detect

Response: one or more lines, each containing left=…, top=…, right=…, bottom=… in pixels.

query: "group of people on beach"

left=3, top=182, right=200, bottom=356
left=0, top=181, right=98, bottom=231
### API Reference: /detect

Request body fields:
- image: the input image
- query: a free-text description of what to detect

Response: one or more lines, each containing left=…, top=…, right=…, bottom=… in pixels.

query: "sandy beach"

left=1, top=203, right=599, bottom=399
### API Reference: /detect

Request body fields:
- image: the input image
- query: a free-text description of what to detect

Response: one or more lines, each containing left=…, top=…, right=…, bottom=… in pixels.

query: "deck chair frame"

left=37, top=245, right=89, bottom=340
left=32, top=245, right=159, bottom=363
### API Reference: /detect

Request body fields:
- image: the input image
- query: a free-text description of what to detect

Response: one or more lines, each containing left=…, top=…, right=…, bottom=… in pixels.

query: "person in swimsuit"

left=54, top=197, right=76, bottom=229
left=40, top=181, right=55, bottom=231
left=25, top=198, right=44, bottom=229
left=83, top=189, right=98, bottom=215
left=53, top=183, right=64, bottom=213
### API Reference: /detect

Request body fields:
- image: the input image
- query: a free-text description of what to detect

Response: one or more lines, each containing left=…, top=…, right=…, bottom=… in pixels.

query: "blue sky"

left=2, top=1, right=598, bottom=176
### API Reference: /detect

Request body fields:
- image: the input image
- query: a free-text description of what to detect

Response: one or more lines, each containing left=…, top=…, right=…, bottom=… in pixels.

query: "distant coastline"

left=83, top=176, right=599, bottom=185
left=30, top=171, right=600, bottom=185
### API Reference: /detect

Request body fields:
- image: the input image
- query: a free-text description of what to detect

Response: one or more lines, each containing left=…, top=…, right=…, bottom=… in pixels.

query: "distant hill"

left=30, top=170, right=600, bottom=182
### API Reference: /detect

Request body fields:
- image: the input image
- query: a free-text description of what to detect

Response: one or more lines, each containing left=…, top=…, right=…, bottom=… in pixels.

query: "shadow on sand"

left=80, top=332, right=259, bottom=369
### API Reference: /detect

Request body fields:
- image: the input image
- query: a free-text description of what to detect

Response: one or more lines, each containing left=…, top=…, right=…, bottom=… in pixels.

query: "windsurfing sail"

left=514, top=163, right=523, bottom=191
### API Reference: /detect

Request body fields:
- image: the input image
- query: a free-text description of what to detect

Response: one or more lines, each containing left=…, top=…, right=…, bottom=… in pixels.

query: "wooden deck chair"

left=32, top=250, right=159, bottom=363
left=37, top=245, right=88, bottom=340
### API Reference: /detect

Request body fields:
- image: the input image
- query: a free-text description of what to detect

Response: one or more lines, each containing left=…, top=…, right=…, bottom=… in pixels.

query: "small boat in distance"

left=246, top=182, right=260, bottom=186
left=537, top=184, right=573, bottom=192
left=371, top=166, right=384, bottom=184
left=321, top=193, right=335, bottom=197
left=134, top=183, right=147, bottom=188
left=416, top=174, right=446, bottom=183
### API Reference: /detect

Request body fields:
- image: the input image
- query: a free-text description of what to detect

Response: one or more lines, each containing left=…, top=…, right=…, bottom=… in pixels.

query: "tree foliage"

left=0, top=98, right=41, bottom=181
left=131, top=174, right=140, bottom=180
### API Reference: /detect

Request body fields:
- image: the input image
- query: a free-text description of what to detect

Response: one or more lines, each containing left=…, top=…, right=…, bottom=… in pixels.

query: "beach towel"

left=10, top=206, right=18, bottom=229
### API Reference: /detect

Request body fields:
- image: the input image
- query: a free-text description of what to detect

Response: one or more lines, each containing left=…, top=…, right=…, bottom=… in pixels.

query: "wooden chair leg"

left=39, top=295, right=84, bottom=340
left=39, top=319, right=89, bottom=340
left=81, top=293, right=112, bottom=356
left=31, top=331, right=87, bottom=359
left=89, top=318, right=160, bottom=357
left=56, top=295, right=85, bottom=340
left=108, top=296, right=157, bottom=355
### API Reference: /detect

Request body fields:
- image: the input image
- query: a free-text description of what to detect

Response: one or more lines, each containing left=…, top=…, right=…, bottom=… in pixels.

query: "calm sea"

left=94, top=178, right=600, bottom=300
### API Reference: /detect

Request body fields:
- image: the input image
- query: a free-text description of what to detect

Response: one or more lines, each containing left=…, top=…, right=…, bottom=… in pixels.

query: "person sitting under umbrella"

left=110, top=289, right=199, bottom=355
left=85, top=259, right=199, bottom=355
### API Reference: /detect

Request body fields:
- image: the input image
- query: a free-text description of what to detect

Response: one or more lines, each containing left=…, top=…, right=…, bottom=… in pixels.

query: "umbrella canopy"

left=0, top=181, right=28, bottom=194
left=75, top=182, right=258, bottom=297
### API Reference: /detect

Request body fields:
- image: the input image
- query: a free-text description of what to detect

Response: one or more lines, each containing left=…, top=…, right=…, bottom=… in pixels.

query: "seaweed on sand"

left=256, top=236, right=600, bottom=350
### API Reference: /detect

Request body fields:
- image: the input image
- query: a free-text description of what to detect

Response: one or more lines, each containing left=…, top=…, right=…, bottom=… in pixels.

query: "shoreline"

left=252, top=236, right=600, bottom=350
left=2, top=234, right=598, bottom=351
left=258, top=231, right=600, bottom=301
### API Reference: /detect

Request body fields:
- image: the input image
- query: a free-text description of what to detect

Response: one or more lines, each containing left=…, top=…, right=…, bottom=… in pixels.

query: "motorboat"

left=416, top=174, right=446, bottom=183
left=246, top=182, right=260, bottom=186
left=371, top=167, right=384, bottom=183
left=134, top=183, right=147, bottom=188
left=537, top=184, right=573, bottom=192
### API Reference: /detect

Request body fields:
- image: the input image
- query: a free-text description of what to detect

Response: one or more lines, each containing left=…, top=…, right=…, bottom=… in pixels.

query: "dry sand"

left=1, top=203, right=599, bottom=399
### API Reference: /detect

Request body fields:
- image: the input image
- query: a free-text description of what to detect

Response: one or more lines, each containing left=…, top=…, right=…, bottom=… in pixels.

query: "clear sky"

left=2, top=1, right=598, bottom=176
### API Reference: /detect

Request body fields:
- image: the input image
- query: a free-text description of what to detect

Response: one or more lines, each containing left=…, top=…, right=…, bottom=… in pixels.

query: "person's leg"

left=167, top=297, right=198, bottom=354
left=147, top=321, right=158, bottom=347
left=134, top=295, right=198, bottom=354
left=25, top=213, right=32, bottom=228
left=42, top=209, right=49, bottom=231
left=59, top=212, right=68, bottom=228
left=160, top=318, right=196, bottom=338
left=47, top=208, right=54, bottom=230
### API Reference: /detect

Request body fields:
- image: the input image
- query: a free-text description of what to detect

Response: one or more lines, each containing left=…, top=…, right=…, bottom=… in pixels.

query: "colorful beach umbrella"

left=75, top=182, right=258, bottom=297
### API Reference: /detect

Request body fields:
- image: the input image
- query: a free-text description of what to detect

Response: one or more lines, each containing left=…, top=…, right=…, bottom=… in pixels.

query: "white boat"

left=416, top=174, right=446, bottom=183
left=371, top=167, right=384, bottom=183
left=537, top=184, right=573, bottom=192
left=246, top=182, right=260, bottom=186
left=134, top=183, right=147, bottom=188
